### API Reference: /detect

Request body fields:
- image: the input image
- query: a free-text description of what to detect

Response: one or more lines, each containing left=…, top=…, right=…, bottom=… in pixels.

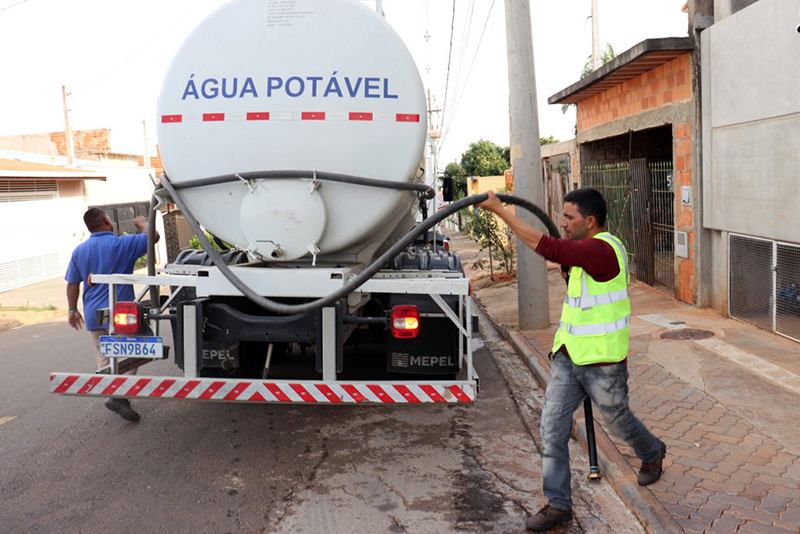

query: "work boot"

left=105, top=398, right=141, bottom=422
left=638, top=440, right=667, bottom=486
left=525, top=505, right=573, bottom=531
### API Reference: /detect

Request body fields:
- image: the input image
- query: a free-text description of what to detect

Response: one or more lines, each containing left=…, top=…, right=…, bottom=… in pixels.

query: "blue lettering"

left=221, top=78, right=238, bottom=98
left=364, top=77, right=380, bottom=98
left=345, top=77, right=362, bottom=98
left=323, top=73, right=343, bottom=98
left=181, top=74, right=199, bottom=100
left=267, top=77, right=283, bottom=97
left=307, top=76, right=322, bottom=97
left=285, top=76, right=305, bottom=97
left=201, top=78, right=219, bottom=99
left=240, top=77, right=258, bottom=98
left=383, top=78, right=398, bottom=99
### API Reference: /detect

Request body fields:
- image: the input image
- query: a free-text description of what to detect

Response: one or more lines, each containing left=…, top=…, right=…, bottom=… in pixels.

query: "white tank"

left=157, top=0, right=427, bottom=264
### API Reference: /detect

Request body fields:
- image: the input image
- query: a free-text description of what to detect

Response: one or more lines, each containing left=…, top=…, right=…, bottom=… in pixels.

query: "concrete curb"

left=504, top=329, right=685, bottom=534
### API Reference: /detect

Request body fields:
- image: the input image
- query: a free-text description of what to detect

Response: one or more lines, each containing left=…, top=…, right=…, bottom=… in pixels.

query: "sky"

left=0, top=0, right=688, bottom=169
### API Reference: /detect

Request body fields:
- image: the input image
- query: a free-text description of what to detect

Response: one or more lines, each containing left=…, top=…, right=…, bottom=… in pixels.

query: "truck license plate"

left=99, top=336, right=164, bottom=359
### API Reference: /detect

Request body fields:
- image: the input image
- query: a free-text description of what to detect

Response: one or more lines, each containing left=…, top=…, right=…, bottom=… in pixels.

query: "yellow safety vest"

left=551, top=232, right=631, bottom=365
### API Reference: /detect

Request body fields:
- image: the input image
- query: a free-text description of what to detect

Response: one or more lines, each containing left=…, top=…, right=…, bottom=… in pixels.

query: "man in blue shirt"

left=65, top=208, right=160, bottom=422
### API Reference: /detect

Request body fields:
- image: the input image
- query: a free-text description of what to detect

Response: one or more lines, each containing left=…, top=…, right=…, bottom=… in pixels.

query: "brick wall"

left=674, top=122, right=695, bottom=304
left=577, top=53, right=692, bottom=131
left=49, top=129, right=112, bottom=156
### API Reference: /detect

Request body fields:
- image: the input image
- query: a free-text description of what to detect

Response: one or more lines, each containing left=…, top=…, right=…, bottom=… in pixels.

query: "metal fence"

left=649, top=161, right=675, bottom=290
left=581, top=163, right=637, bottom=271
left=581, top=160, right=675, bottom=291
left=729, top=234, right=800, bottom=342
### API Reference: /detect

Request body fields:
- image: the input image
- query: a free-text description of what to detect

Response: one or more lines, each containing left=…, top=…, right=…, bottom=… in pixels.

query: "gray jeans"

left=541, top=352, right=661, bottom=510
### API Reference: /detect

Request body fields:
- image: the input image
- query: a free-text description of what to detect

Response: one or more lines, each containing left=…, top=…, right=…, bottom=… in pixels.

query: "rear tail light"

left=391, top=305, right=420, bottom=338
left=113, top=302, right=141, bottom=334
left=443, top=240, right=450, bottom=252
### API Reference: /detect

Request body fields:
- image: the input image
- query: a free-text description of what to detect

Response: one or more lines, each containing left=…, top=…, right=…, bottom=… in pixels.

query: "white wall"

left=701, top=0, right=800, bottom=244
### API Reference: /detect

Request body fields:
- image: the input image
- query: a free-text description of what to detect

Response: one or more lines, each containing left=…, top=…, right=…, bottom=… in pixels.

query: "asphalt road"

left=0, top=314, right=642, bottom=533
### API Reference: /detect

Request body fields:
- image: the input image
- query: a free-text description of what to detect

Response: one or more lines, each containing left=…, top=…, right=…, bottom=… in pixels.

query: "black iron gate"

left=581, top=160, right=674, bottom=291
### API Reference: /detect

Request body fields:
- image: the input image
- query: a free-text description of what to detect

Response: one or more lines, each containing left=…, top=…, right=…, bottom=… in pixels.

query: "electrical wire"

left=439, top=0, right=497, bottom=151
left=439, top=0, right=457, bottom=131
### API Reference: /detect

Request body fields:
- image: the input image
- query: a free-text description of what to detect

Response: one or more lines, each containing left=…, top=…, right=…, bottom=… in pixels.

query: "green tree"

left=540, top=135, right=560, bottom=145
left=444, top=161, right=467, bottom=200
left=460, top=139, right=508, bottom=177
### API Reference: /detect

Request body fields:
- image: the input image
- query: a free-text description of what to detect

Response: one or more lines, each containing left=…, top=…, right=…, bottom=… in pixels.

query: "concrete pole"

left=504, top=0, right=550, bottom=329
left=61, top=85, right=75, bottom=165
left=591, top=0, right=601, bottom=70
left=142, top=120, right=151, bottom=169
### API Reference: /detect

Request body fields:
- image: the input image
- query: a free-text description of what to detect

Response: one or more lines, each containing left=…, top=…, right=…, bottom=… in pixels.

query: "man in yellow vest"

left=479, top=188, right=665, bottom=532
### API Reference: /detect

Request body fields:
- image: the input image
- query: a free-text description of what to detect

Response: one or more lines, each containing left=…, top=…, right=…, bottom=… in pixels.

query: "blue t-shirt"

left=65, top=232, right=148, bottom=331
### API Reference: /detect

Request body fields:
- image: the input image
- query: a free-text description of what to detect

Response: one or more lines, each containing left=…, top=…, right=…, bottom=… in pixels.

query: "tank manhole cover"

left=660, top=329, right=715, bottom=340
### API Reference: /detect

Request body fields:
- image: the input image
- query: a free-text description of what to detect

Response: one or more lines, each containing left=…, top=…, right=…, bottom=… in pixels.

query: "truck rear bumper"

left=49, top=373, right=477, bottom=404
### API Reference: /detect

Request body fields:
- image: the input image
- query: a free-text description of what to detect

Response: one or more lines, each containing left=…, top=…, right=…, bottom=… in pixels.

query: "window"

left=0, top=180, right=59, bottom=202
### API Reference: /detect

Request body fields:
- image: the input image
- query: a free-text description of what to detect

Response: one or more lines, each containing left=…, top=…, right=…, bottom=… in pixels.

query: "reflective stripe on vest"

left=563, top=233, right=629, bottom=310
left=560, top=314, right=631, bottom=336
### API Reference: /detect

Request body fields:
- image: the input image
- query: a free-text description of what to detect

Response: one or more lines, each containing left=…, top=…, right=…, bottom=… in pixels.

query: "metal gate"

left=731, top=234, right=800, bottom=342
left=581, top=160, right=675, bottom=291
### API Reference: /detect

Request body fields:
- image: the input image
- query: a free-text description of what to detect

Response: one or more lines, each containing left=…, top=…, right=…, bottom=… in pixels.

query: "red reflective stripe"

left=342, top=384, right=366, bottom=403
left=264, top=383, right=290, bottom=402
left=248, top=390, right=267, bottom=402
left=161, top=114, right=182, bottom=123
left=149, top=378, right=176, bottom=397
left=394, top=384, right=421, bottom=403
left=124, top=378, right=152, bottom=396
left=449, top=386, right=471, bottom=402
left=224, top=382, right=251, bottom=400
left=396, top=114, right=420, bottom=122
left=290, top=383, right=316, bottom=402
left=203, top=113, right=225, bottom=122
left=349, top=112, right=373, bottom=121
left=315, top=384, right=342, bottom=403
left=174, top=380, right=201, bottom=399
left=53, top=375, right=79, bottom=394
left=367, top=385, right=394, bottom=403
left=49, top=374, right=55, bottom=382
left=198, top=381, right=226, bottom=399
left=77, top=376, right=104, bottom=394
left=101, top=377, right=128, bottom=396
left=301, top=112, right=325, bottom=120
left=247, top=112, right=270, bottom=121
left=419, top=385, right=447, bottom=403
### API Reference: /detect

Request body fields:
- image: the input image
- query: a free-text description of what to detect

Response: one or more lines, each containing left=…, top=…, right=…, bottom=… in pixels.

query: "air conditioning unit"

left=676, top=231, right=689, bottom=258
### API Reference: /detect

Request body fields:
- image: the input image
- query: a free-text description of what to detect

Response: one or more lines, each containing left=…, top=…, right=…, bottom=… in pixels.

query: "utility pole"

left=504, top=0, right=549, bottom=329
left=61, top=85, right=75, bottom=165
left=591, top=0, right=601, bottom=70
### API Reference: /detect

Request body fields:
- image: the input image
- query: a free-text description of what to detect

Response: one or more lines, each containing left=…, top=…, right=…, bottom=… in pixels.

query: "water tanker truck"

left=51, top=0, right=481, bottom=405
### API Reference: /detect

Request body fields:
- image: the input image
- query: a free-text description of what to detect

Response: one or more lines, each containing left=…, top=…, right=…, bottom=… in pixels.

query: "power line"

left=445, top=0, right=475, bottom=134
left=439, top=0, right=497, bottom=151
left=439, top=0, right=457, bottom=132
left=0, top=0, right=28, bottom=13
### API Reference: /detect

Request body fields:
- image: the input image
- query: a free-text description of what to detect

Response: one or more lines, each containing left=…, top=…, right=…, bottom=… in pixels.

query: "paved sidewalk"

left=449, top=231, right=800, bottom=534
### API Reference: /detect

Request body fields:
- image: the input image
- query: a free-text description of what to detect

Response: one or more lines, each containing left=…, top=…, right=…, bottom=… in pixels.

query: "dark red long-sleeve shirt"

left=535, top=235, right=619, bottom=281
left=535, top=234, right=624, bottom=365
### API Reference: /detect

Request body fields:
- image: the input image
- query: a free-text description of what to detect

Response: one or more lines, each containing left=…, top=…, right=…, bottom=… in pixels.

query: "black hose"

left=171, top=169, right=435, bottom=199
left=158, top=174, right=560, bottom=315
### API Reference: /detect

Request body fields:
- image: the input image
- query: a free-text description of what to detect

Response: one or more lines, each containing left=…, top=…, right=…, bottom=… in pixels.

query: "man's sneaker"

left=525, top=505, right=573, bottom=531
left=105, top=398, right=140, bottom=422
left=638, top=440, right=667, bottom=486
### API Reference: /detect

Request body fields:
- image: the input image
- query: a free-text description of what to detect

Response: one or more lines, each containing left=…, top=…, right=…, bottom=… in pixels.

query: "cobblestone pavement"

left=447, top=231, right=800, bottom=534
